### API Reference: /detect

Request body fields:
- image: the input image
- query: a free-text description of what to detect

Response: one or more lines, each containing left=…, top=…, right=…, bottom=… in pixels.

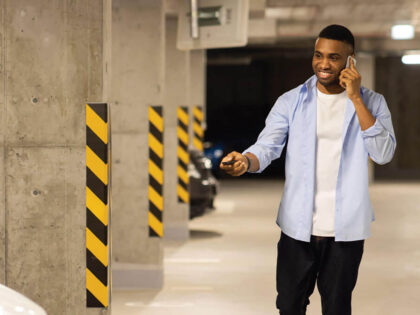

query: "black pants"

left=276, top=232, right=364, bottom=315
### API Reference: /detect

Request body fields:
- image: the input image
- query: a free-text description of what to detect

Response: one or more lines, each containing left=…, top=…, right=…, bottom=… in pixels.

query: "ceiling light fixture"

left=402, top=53, right=420, bottom=65
left=391, top=24, right=415, bottom=40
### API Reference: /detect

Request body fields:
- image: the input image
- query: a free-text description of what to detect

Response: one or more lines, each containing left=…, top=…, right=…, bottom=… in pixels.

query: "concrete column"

left=357, top=53, right=375, bottom=183
left=111, top=0, right=165, bottom=289
left=163, top=16, right=190, bottom=241
left=189, top=50, right=207, bottom=140
left=0, top=1, right=108, bottom=314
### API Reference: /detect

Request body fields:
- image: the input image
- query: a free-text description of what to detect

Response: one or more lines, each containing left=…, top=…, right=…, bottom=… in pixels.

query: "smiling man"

left=220, top=25, right=396, bottom=315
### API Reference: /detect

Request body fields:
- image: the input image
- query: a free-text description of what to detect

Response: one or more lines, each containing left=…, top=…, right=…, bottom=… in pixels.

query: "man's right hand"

left=219, top=151, right=248, bottom=177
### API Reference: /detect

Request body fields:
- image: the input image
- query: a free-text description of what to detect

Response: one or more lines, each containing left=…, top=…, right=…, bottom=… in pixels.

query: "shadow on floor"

left=189, top=229, right=223, bottom=240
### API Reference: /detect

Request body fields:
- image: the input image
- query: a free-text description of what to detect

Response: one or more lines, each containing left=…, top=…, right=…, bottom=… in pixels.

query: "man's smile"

left=317, top=70, right=333, bottom=79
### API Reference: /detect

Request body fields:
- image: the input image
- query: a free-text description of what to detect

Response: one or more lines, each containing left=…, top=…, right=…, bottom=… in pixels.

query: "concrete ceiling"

left=248, top=0, right=420, bottom=54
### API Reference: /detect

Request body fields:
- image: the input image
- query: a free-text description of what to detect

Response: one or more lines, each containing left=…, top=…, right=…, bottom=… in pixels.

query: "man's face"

left=312, top=38, right=353, bottom=88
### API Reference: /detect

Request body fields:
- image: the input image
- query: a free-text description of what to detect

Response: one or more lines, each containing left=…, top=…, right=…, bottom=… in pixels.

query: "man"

left=220, top=25, right=396, bottom=315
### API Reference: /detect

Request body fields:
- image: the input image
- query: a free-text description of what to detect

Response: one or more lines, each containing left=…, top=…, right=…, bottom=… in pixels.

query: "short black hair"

left=318, top=24, right=355, bottom=53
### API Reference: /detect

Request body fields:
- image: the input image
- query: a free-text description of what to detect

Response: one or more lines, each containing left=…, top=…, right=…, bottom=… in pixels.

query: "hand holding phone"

left=346, top=55, right=357, bottom=68
left=220, top=151, right=248, bottom=177
left=222, top=160, right=237, bottom=165
left=340, top=55, right=362, bottom=100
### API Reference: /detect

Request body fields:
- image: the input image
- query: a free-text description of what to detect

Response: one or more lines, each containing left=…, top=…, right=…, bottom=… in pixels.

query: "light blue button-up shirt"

left=244, top=75, right=396, bottom=242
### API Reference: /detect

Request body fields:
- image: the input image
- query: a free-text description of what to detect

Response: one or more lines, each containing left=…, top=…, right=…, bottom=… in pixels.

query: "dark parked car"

left=189, top=149, right=218, bottom=219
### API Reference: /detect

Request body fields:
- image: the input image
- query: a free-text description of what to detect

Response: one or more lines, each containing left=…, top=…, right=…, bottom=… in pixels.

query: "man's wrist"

left=244, top=154, right=251, bottom=172
left=350, top=94, right=363, bottom=104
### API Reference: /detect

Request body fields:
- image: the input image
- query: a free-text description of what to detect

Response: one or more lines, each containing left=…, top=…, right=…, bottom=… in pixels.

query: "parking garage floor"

left=112, top=179, right=420, bottom=315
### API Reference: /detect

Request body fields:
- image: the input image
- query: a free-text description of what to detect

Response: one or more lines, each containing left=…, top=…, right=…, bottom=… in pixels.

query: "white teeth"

left=319, top=71, right=331, bottom=78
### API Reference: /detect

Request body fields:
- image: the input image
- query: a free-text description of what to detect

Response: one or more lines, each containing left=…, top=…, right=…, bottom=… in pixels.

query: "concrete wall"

left=163, top=16, right=190, bottom=241
left=111, top=0, right=165, bottom=289
left=189, top=50, right=207, bottom=141
left=0, top=0, right=107, bottom=314
left=375, top=56, right=420, bottom=179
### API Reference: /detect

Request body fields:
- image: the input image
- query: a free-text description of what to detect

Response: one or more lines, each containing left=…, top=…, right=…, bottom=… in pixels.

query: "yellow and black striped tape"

left=86, top=103, right=109, bottom=308
left=149, top=106, right=164, bottom=237
left=177, top=106, right=189, bottom=204
left=193, top=105, right=204, bottom=151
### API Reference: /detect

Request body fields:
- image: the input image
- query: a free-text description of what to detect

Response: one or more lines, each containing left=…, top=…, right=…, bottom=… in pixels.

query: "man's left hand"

left=339, top=58, right=362, bottom=101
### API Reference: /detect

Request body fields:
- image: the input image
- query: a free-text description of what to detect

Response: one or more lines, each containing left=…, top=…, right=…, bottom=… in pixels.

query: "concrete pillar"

left=0, top=1, right=108, bottom=314
left=163, top=16, right=190, bottom=241
left=111, top=0, right=165, bottom=289
left=357, top=53, right=375, bottom=183
left=189, top=50, right=207, bottom=140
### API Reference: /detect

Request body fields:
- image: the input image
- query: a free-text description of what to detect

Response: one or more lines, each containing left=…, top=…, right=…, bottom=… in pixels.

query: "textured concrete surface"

left=0, top=1, right=5, bottom=285
left=6, top=1, right=103, bottom=146
left=110, top=0, right=165, bottom=287
left=188, top=50, right=206, bottom=138
left=375, top=56, right=420, bottom=179
left=163, top=17, right=190, bottom=241
left=112, top=179, right=420, bottom=315
left=189, top=50, right=206, bottom=110
left=111, top=0, right=164, bottom=134
left=0, top=146, right=5, bottom=285
left=1, top=1, right=107, bottom=314
left=5, top=147, right=105, bottom=315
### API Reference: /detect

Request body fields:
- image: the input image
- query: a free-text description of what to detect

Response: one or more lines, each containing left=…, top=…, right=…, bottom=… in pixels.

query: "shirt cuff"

left=242, top=146, right=264, bottom=173
left=361, top=119, right=385, bottom=138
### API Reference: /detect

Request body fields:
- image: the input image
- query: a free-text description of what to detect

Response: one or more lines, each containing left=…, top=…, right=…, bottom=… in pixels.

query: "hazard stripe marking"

left=193, top=138, right=203, bottom=151
left=177, top=106, right=190, bottom=204
left=86, top=228, right=108, bottom=267
left=149, top=175, right=163, bottom=196
left=149, top=201, right=162, bottom=222
left=86, top=105, right=108, bottom=144
left=150, top=122, right=163, bottom=143
left=87, top=290, right=104, bottom=307
left=149, top=107, right=163, bottom=132
left=178, top=178, right=188, bottom=190
left=86, top=168, right=107, bottom=205
left=87, top=211, right=107, bottom=245
left=149, top=133, right=163, bottom=158
left=177, top=185, right=189, bottom=203
left=178, top=158, right=187, bottom=170
left=149, top=105, right=164, bottom=237
left=177, top=165, right=189, bottom=184
left=178, top=140, right=188, bottom=152
left=150, top=149, right=162, bottom=169
left=193, top=105, right=204, bottom=152
left=86, top=187, right=107, bottom=225
left=193, top=122, right=204, bottom=138
left=177, top=126, right=189, bottom=145
left=177, top=146, right=189, bottom=165
left=86, top=127, right=107, bottom=163
left=87, top=249, right=107, bottom=286
left=86, top=103, right=108, bottom=308
left=177, top=107, right=189, bottom=125
left=149, top=212, right=163, bottom=237
left=149, top=185, right=163, bottom=211
left=193, top=106, right=203, bottom=121
left=149, top=159, right=163, bottom=184
left=86, top=269, right=108, bottom=307
left=86, top=146, right=108, bottom=185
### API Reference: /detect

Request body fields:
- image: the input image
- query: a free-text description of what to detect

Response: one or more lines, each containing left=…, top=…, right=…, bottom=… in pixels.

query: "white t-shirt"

left=312, top=89, right=347, bottom=237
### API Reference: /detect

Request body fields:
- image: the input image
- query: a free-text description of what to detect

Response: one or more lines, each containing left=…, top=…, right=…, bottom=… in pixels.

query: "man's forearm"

left=352, top=97, right=376, bottom=131
left=244, top=152, right=260, bottom=172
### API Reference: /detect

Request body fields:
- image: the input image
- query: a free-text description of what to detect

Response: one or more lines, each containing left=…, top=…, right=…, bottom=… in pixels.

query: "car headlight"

left=204, top=159, right=212, bottom=169
left=188, top=163, right=201, bottom=179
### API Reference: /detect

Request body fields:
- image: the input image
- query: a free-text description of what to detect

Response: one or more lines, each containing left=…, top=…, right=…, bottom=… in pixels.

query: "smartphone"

left=346, top=56, right=357, bottom=68
left=222, top=160, right=236, bottom=165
